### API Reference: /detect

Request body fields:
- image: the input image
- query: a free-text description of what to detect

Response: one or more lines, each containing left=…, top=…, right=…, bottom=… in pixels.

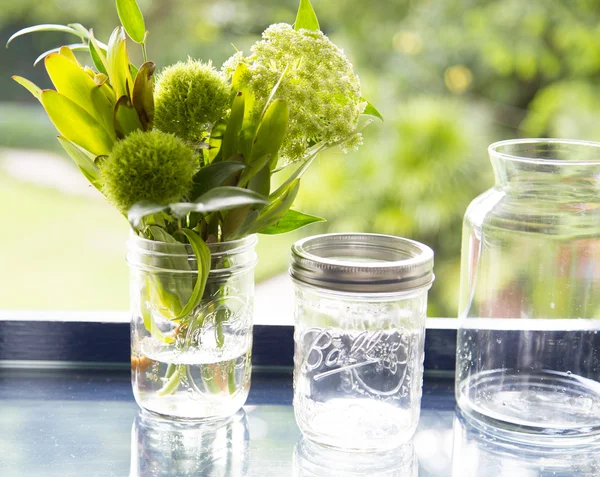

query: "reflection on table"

left=451, top=410, right=600, bottom=477
left=131, top=410, right=249, bottom=477
left=293, top=437, right=416, bottom=477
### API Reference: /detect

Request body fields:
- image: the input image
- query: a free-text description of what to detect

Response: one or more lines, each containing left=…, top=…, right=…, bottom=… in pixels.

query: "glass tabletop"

left=1, top=367, right=599, bottom=477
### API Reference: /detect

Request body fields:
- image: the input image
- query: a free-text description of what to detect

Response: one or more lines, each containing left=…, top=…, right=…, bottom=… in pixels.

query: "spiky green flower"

left=100, top=130, right=197, bottom=214
left=222, top=23, right=365, bottom=163
left=154, top=59, right=231, bottom=144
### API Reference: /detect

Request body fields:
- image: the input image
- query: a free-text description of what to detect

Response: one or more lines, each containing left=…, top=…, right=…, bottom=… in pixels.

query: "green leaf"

left=247, top=162, right=271, bottom=197
left=106, top=27, right=133, bottom=99
left=128, top=201, right=168, bottom=228
left=361, top=97, right=384, bottom=122
left=114, top=95, right=143, bottom=139
left=295, top=0, right=320, bottom=31
left=260, top=209, right=325, bottom=234
left=222, top=91, right=245, bottom=162
left=208, top=119, right=227, bottom=162
left=190, top=161, right=246, bottom=200
left=41, top=90, right=114, bottom=156
left=176, top=230, right=211, bottom=320
left=129, top=63, right=139, bottom=79
left=239, top=153, right=272, bottom=190
left=57, top=136, right=102, bottom=191
left=232, top=63, right=258, bottom=158
left=89, top=37, right=108, bottom=76
left=131, top=61, right=155, bottom=130
left=12, top=76, right=42, bottom=101
left=157, top=365, right=182, bottom=396
left=116, top=0, right=146, bottom=44
left=58, top=45, right=79, bottom=64
left=234, top=179, right=301, bottom=236
left=34, top=43, right=88, bottom=66
left=45, top=53, right=116, bottom=139
left=170, top=186, right=269, bottom=217
left=250, top=99, right=289, bottom=170
left=6, top=24, right=83, bottom=47
left=67, top=23, right=91, bottom=40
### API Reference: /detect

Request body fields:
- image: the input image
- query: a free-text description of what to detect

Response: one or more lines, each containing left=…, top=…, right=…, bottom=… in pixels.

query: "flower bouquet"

left=9, top=0, right=381, bottom=419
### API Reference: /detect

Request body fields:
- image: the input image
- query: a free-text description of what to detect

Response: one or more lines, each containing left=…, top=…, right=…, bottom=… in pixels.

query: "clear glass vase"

left=457, top=139, right=600, bottom=442
left=128, top=234, right=257, bottom=419
left=291, top=233, right=434, bottom=451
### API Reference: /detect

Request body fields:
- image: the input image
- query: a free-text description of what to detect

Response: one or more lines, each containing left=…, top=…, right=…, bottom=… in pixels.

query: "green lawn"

left=0, top=172, right=295, bottom=310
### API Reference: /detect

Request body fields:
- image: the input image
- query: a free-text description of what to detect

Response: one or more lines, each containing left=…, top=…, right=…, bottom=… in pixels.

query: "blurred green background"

left=1, top=0, right=599, bottom=316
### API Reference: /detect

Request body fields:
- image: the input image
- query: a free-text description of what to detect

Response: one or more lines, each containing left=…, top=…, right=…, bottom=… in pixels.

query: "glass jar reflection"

left=130, top=410, right=249, bottom=477
left=293, top=437, right=417, bottom=477
left=452, top=410, right=600, bottom=477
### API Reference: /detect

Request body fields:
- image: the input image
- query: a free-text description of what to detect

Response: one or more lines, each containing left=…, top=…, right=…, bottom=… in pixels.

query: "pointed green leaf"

left=89, top=34, right=109, bottom=76
left=114, top=96, right=143, bottom=139
left=222, top=91, right=245, bottom=162
left=57, top=136, right=102, bottom=191
left=6, top=24, right=83, bottom=47
left=131, top=61, right=155, bottom=129
left=234, top=179, right=300, bottom=237
left=260, top=209, right=325, bottom=234
left=232, top=63, right=258, bottom=158
left=128, top=201, right=169, bottom=228
left=250, top=99, right=288, bottom=170
left=190, top=161, right=246, bottom=200
left=239, top=153, right=271, bottom=189
left=176, top=229, right=211, bottom=320
left=45, top=53, right=116, bottom=139
left=107, top=27, right=133, bottom=99
left=295, top=0, right=320, bottom=31
left=67, top=23, right=91, bottom=39
left=270, top=143, right=325, bottom=198
left=170, top=187, right=268, bottom=217
left=34, top=43, right=88, bottom=66
left=129, top=63, right=139, bottom=79
left=247, top=162, right=271, bottom=197
left=116, top=0, right=146, bottom=43
left=41, top=90, right=114, bottom=156
left=361, top=97, right=383, bottom=122
left=58, top=45, right=79, bottom=64
left=12, top=76, right=42, bottom=101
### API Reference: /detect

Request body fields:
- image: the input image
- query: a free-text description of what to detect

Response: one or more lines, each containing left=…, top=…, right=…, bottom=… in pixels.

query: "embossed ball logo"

left=301, top=327, right=412, bottom=397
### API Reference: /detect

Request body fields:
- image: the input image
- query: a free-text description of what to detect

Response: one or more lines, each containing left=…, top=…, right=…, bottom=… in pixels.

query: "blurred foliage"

left=3, top=0, right=600, bottom=315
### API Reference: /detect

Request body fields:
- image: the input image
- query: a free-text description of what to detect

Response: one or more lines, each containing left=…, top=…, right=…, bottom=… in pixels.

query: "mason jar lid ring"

left=290, top=233, right=434, bottom=293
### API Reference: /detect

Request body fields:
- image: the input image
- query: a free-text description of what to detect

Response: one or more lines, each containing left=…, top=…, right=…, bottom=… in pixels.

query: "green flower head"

left=154, top=59, right=231, bottom=144
left=100, top=130, right=197, bottom=214
left=222, top=23, right=365, bottom=164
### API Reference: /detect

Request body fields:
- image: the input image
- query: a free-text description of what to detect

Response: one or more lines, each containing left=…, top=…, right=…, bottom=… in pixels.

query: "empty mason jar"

left=457, top=139, right=600, bottom=443
left=128, top=234, right=256, bottom=419
left=291, top=233, right=434, bottom=451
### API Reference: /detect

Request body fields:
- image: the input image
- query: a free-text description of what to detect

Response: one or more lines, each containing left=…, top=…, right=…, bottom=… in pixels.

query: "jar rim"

left=489, top=138, right=600, bottom=166
left=290, top=233, right=434, bottom=293
left=128, top=232, right=257, bottom=257
left=127, top=233, right=257, bottom=274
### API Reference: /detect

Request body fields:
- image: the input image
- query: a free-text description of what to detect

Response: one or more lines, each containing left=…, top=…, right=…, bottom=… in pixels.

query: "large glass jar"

left=291, top=233, right=434, bottom=451
left=128, top=234, right=257, bottom=419
left=457, top=139, right=600, bottom=442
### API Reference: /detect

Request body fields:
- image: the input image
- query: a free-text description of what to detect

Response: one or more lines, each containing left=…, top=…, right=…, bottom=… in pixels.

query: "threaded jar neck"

left=127, top=233, right=257, bottom=275
left=489, top=139, right=600, bottom=194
